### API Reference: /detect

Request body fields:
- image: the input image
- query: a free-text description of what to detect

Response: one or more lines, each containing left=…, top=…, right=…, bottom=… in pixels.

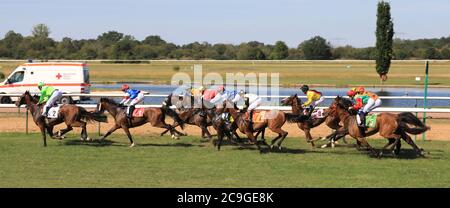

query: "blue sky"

left=1, top=0, right=449, bottom=47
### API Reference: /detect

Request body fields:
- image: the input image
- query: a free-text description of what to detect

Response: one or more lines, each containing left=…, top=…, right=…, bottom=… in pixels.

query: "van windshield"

left=8, top=71, right=25, bottom=83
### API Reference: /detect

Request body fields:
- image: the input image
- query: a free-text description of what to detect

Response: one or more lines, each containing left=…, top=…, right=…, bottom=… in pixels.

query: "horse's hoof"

left=80, top=137, right=85, bottom=141
left=321, top=144, right=328, bottom=148
left=270, top=145, right=274, bottom=149
left=130, top=143, right=135, bottom=147
left=86, top=137, right=92, bottom=142
left=278, top=146, right=282, bottom=151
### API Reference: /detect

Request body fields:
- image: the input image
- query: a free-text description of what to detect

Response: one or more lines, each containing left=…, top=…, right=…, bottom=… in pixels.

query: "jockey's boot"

left=127, top=106, right=135, bottom=126
left=307, top=105, right=314, bottom=119
left=42, top=106, right=50, bottom=117
left=248, top=110, right=254, bottom=131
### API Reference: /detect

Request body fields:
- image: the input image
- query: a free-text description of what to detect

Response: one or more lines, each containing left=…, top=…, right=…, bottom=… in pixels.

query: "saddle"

left=245, top=111, right=266, bottom=123
left=132, top=107, right=145, bottom=118
left=39, top=103, right=60, bottom=119
left=365, top=113, right=378, bottom=128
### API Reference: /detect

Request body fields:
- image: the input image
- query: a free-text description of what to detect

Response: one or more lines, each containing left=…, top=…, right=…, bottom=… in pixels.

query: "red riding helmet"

left=355, top=86, right=365, bottom=93
left=121, top=84, right=130, bottom=91
left=347, top=90, right=356, bottom=97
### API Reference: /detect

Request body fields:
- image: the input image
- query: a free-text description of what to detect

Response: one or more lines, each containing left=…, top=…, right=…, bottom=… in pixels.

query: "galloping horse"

left=160, top=95, right=213, bottom=140
left=331, top=96, right=429, bottom=157
left=281, top=94, right=342, bottom=148
left=224, top=100, right=288, bottom=151
left=15, top=91, right=107, bottom=147
left=96, top=96, right=185, bottom=147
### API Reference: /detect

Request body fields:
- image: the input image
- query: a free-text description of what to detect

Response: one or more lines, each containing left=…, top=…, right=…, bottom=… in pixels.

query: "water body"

left=93, top=84, right=450, bottom=108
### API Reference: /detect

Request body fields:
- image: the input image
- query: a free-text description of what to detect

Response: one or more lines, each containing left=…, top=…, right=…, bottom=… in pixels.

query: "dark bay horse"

left=96, top=97, right=185, bottom=147
left=331, top=96, right=429, bottom=157
left=160, top=95, right=213, bottom=140
left=15, top=91, right=107, bottom=147
left=281, top=94, right=343, bottom=148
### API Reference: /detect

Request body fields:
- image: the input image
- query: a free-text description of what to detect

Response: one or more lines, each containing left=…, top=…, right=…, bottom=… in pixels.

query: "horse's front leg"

left=99, top=125, right=120, bottom=140
left=39, top=125, right=47, bottom=147
left=121, top=125, right=135, bottom=147
left=57, top=125, right=73, bottom=139
left=46, top=125, right=56, bottom=139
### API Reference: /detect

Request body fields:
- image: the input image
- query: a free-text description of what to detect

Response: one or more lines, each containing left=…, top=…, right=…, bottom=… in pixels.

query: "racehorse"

left=331, top=96, right=429, bottom=157
left=95, top=95, right=185, bottom=147
left=160, top=95, right=213, bottom=140
left=281, top=94, right=343, bottom=148
left=15, top=91, right=107, bottom=147
left=224, top=100, right=287, bottom=152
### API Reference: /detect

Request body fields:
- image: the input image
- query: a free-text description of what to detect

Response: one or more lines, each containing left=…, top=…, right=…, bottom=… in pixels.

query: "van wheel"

left=0, top=96, right=12, bottom=104
left=60, top=97, right=73, bottom=105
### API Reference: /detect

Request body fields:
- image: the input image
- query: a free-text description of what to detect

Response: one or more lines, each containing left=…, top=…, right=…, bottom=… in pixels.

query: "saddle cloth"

left=250, top=111, right=266, bottom=123
left=132, top=108, right=145, bottom=117
left=302, top=109, right=326, bottom=119
left=365, top=113, right=378, bottom=128
left=47, top=106, right=61, bottom=119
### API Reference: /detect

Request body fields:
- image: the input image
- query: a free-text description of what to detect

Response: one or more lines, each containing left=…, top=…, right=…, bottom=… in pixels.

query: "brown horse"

left=15, top=91, right=107, bottom=147
left=160, top=95, right=213, bottom=140
left=95, top=96, right=185, bottom=147
left=224, top=100, right=287, bottom=152
left=281, top=94, right=342, bottom=148
left=331, top=96, right=429, bottom=157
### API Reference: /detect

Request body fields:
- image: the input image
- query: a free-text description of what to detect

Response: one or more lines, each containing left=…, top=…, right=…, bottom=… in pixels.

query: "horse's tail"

left=162, top=106, right=185, bottom=130
left=397, top=112, right=430, bottom=135
left=285, top=113, right=308, bottom=123
left=79, top=107, right=108, bottom=123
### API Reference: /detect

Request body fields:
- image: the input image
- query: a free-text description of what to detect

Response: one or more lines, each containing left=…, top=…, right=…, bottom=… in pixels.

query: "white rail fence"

left=1, top=93, right=450, bottom=113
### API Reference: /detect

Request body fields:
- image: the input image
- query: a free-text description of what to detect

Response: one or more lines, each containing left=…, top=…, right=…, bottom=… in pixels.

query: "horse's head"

left=281, top=94, right=301, bottom=106
left=97, top=97, right=119, bottom=113
left=333, top=96, right=354, bottom=114
left=15, top=91, right=32, bottom=107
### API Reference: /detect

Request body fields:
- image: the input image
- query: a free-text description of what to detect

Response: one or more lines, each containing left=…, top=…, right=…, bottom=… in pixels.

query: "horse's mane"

left=336, top=96, right=353, bottom=109
left=100, top=97, right=118, bottom=106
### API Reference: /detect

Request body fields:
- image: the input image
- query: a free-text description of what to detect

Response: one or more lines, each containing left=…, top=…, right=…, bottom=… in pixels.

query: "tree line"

left=0, top=24, right=449, bottom=60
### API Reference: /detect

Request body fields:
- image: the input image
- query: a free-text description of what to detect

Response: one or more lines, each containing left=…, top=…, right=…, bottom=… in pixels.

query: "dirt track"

left=0, top=109, right=448, bottom=141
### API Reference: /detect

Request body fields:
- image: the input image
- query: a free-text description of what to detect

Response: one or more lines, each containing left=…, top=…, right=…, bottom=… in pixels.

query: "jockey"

left=37, top=82, right=63, bottom=117
left=209, top=86, right=240, bottom=106
left=300, top=85, right=325, bottom=119
left=348, top=87, right=382, bottom=128
left=202, top=86, right=219, bottom=102
left=234, top=90, right=262, bottom=130
left=190, top=85, right=205, bottom=108
left=190, top=85, right=205, bottom=97
left=119, top=84, right=145, bottom=118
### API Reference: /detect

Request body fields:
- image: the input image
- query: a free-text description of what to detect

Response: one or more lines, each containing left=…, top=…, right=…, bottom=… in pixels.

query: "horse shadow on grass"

left=138, top=142, right=201, bottom=148
left=63, top=139, right=119, bottom=147
left=232, top=143, right=307, bottom=155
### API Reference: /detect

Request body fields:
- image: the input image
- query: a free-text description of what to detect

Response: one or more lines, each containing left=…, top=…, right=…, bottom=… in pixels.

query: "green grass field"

left=1, top=132, right=449, bottom=188
left=1, top=60, right=450, bottom=87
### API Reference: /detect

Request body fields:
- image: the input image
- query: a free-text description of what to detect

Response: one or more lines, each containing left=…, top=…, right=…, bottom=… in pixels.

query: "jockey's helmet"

left=300, top=85, right=309, bottom=94
left=347, top=90, right=357, bottom=97
left=121, top=84, right=130, bottom=91
left=355, top=86, right=365, bottom=93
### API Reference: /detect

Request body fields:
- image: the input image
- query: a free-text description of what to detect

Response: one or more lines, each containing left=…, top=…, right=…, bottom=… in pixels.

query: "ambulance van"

left=0, top=62, right=91, bottom=104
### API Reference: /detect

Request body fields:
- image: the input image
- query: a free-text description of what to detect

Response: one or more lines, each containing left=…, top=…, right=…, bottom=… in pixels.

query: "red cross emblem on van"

left=56, top=73, right=62, bottom=80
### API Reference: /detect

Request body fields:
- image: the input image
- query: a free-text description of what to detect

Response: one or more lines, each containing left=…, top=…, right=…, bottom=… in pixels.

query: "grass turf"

left=0, top=132, right=449, bottom=188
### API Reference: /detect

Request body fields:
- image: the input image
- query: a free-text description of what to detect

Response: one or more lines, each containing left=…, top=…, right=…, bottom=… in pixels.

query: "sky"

left=1, top=0, right=449, bottom=48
